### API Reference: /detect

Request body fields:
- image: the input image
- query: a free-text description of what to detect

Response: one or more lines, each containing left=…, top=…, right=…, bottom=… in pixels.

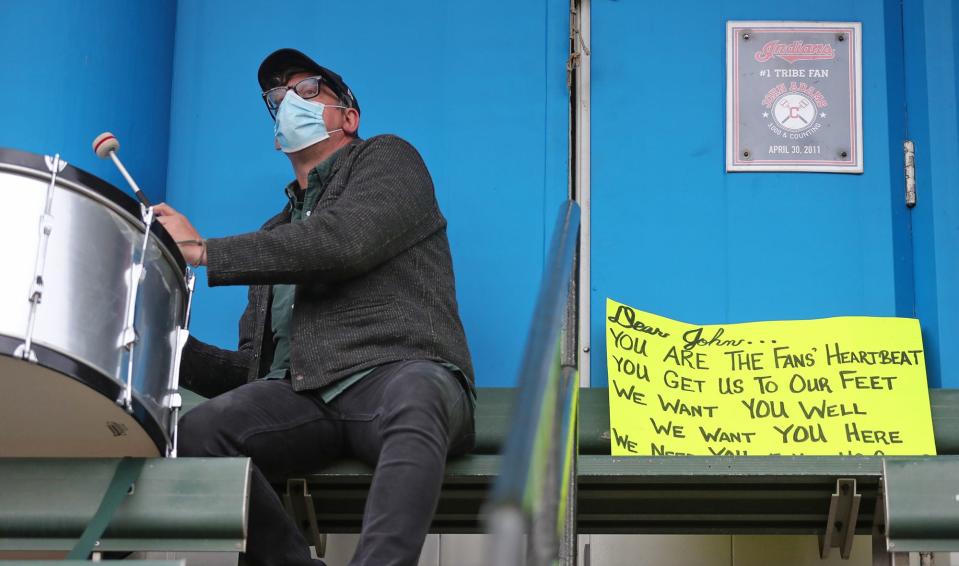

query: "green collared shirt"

left=263, top=148, right=359, bottom=402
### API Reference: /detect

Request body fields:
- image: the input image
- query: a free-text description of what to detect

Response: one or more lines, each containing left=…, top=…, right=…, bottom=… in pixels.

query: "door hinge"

left=904, top=140, right=916, bottom=208
left=567, top=0, right=590, bottom=91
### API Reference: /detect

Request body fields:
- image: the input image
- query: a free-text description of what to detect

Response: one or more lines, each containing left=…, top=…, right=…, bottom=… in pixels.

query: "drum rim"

left=0, top=147, right=187, bottom=273
left=0, top=333, right=170, bottom=456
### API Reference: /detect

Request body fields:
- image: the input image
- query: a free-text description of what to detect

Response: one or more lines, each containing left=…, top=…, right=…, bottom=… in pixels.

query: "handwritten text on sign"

left=605, top=299, right=936, bottom=456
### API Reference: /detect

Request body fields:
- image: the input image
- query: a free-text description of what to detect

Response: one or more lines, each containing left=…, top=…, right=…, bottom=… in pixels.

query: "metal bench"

left=2, top=388, right=955, bottom=562
left=279, top=388, right=959, bottom=555
left=0, top=457, right=250, bottom=556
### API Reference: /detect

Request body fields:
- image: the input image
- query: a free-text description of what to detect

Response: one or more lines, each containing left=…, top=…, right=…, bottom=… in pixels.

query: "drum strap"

left=67, top=457, right=146, bottom=559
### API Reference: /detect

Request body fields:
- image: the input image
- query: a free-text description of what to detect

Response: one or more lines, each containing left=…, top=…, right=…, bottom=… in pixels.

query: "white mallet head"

left=93, top=132, right=120, bottom=159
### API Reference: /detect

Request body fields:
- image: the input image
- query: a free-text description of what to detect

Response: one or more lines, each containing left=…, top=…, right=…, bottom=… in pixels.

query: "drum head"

left=0, top=338, right=165, bottom=457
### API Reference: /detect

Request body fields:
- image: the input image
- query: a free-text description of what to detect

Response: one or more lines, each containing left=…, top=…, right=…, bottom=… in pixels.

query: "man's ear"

left=342, top=107, right=360, bottom=136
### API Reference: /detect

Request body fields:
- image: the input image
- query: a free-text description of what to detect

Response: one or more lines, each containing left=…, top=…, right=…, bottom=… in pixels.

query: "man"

left=155, top=48, right=475, bottom=566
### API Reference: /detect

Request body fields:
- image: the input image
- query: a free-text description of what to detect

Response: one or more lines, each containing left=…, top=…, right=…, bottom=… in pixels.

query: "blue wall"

left=165, top=0, right=570, bottom=386
left=588, top=1, right=916, bottom=385
left=903, top=0, right=959, bottom=387
left=3, top=1, right=955, bottom=389
left=0, top=0, right=176, bottom=204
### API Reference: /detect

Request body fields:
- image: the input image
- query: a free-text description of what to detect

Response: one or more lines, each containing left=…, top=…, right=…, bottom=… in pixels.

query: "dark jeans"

left=178, top=359, right=475, bottom=566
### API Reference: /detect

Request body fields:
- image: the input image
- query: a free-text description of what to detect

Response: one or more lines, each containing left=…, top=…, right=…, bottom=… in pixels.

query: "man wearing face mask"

left=154, top=48, right=475, bottom=566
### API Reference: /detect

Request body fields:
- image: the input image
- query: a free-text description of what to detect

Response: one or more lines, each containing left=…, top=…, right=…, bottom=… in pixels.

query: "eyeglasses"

left=262, top=75, right=327, bottom=119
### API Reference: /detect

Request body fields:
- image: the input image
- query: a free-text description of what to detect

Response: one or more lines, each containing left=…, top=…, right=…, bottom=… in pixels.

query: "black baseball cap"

left=258, top=48, right=360, bottom=113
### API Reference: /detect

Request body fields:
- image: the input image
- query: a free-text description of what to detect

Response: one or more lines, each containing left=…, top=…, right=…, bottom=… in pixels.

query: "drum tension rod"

left=167, top=269, right=197, bottom=457
left=15, top=153, right=67, bottom=363
left=117, top=204, right=155, bottom=413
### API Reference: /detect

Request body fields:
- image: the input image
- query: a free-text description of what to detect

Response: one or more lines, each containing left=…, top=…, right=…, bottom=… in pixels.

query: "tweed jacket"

left=179, top=134, right=474, bottom=398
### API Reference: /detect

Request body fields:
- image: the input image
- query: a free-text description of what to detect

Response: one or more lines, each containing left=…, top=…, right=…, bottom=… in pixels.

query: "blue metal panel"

left=903, top=0, right=959, bottom=387
left=0, top=1, right=176, bottom=204
left=590, top=1, right=911, bottom=385
left=165, top=0, right=569, bottom=386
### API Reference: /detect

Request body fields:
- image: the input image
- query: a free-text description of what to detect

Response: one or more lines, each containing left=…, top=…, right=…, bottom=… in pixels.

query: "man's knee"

left=177, top=395, right=244, bottom=457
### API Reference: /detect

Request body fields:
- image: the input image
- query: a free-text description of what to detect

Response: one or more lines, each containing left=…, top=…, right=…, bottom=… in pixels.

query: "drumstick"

left=92, top=132, right=153, bottom=208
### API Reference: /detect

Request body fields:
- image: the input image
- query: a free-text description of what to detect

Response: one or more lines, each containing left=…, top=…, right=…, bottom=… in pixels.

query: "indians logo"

left=755, top=40, right=836, bottom=64
left=761, top=82, right=829, bottom=139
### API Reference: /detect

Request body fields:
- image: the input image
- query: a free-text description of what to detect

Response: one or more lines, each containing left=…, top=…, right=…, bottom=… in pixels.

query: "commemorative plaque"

left=726, top=21, right=862, bottom=173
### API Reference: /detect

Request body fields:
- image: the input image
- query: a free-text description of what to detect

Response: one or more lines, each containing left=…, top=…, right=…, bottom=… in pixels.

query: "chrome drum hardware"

left=0, top=148, right=192, bottom=457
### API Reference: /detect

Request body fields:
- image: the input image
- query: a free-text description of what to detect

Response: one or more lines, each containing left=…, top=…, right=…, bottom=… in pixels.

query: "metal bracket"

left=872, top=477, right=912, bottom=566
left=819, top=477, right=861, bottom=559
left=282, top=478, right=327, bottom=558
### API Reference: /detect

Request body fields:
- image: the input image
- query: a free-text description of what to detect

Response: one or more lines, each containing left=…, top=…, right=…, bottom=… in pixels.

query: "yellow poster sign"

left=606, top=298, right=936, bottom=456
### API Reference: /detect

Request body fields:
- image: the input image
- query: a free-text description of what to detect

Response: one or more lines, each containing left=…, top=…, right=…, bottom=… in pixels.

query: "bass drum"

left=0, top=148, right=190, bottom=457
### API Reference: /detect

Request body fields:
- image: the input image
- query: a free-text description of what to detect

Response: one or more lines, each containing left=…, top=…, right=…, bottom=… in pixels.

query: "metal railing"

left=485, top=201, right=581, bottom=566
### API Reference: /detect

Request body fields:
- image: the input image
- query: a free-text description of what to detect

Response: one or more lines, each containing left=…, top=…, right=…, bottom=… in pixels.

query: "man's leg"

left=335, top=361, right=475, bottom=566
left=178, top=379, right=343, bottom=566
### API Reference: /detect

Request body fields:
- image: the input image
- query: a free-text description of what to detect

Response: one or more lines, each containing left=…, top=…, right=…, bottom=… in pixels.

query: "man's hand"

left=155, top=203, right=206, bottom=267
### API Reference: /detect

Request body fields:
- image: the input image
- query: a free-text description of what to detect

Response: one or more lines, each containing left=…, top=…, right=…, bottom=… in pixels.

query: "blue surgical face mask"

left=273, top=91, right=345, bottom=153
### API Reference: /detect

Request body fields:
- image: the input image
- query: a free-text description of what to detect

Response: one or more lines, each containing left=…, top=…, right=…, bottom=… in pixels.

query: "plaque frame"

left=726, top=21, right=863, bottom=173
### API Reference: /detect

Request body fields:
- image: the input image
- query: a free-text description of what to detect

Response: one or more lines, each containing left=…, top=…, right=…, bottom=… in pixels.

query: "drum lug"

left=169, top=327, right=191, bottom=389
left=119, top=326, right=138, bottom=350
left=13, top=343, right=38, bottom=363
left=44, top=154, right=68, bottom=173
left=138, top=202, right=151, bottom=224
left=166, top=392, right=183, bottom=458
